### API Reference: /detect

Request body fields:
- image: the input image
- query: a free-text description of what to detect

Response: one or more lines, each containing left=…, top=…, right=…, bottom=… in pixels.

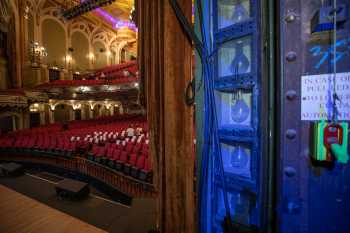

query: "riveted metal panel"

left=278, top=1, right=350, bottom=233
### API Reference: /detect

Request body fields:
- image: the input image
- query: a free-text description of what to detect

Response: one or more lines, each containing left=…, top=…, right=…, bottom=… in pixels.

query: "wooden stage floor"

left=0, top=185, right=106, bottom=233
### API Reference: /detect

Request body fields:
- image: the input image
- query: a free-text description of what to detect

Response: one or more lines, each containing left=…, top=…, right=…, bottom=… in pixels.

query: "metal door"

left=278, top=0, right=350, bottom=233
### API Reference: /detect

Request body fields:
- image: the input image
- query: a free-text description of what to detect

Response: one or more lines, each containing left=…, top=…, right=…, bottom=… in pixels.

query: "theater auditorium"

left=1, top=0, right=350, bottom=233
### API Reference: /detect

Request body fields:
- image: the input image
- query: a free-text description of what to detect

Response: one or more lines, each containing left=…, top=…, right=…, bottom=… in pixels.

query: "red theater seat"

left=139, top=158, right=152, bottom=182
left=124, top=153, right=137, bottom=175
left=131, top=155, right=146, bottom=178
left=115, top=151, right=128, bottom=171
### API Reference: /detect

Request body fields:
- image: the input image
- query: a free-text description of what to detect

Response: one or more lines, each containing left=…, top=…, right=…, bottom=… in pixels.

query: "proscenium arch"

left=41, top=18, right=67, bottom=67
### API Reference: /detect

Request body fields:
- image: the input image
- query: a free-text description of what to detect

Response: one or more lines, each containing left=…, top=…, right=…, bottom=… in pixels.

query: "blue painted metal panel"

left=198, top=0, right=263, bottom=232
left=278, top=0, right=350, bottom=233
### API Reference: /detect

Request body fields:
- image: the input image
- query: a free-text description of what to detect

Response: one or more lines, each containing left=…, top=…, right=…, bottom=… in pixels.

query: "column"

left=69, top=108, right=75, bottom=121
left=109, top=106, right=114, bottom=116
left=23, top=110, right=30, bottom=129
left=12, top=115, right=17, bottom=131
left=89, top=107, right=93, bottom=119
left=119, top=104, right=124, bottom=115
left=81, top=106, right=86, bottom=120
left=48, top=110, right=54, bottom=124
left=40, top=111, right=45, bottom=125
left=98, top=106, right=103, bottom=117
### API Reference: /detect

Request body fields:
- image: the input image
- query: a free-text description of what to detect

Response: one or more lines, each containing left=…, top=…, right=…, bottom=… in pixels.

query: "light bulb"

left=231, top=146, right=249, bottom=169
left=231, top=41, right=250, bottom=74
left=231, top=1, right=249, bottom=23
left=231, top=93, right=250, bottom=124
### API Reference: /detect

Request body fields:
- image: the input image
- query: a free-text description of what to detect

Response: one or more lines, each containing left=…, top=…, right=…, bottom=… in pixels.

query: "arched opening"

left=29, top=112, right=40, bottom=128
left=71, top=31, right=89, bottom=72
left=120, top=47, right=126, bottom=63
left=0, top=113, right=20, bottom=133
left=93, top=41, right=107, bottom=69
left=42, top=18, right=66, bottom=68
left=92, top=104, right=102, bottom=118
left=101, top=105, right=110, bottom=116
left=54, top=104, right=71, bottom=123
left=74, top=108, right=82, bottom=120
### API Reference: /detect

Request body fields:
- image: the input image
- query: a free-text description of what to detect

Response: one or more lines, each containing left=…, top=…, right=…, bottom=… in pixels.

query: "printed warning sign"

left=301, top=72, right=350, bottom=121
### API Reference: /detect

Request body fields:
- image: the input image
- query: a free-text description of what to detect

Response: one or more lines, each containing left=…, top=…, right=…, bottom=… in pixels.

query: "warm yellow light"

left=73, top=103, right=81, bottom=110
left=88, top=53, right=95, bottom=59
left=66, top=55, right=72, bottom=62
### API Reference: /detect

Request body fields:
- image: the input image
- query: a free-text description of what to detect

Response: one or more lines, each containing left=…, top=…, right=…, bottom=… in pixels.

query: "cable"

left=168, top=0, right=234, bottom=231
left=331, top=0, right=339, bottom=123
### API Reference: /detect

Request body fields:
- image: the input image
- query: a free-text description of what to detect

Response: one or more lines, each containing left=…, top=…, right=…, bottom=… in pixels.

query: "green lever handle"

left=330, top=122, right=349, bottom=164
left=331, top=143, right=349, bottom=164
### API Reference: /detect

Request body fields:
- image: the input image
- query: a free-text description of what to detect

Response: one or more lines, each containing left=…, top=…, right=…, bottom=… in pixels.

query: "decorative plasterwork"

left=40, top=7, right=66, bottom=25
left=48, top=99, right=121, bottom=110
left=70, top=21, right=91, bottom=39
left=24, top=91, right=48, bottom=103
left=0, top=95, right=28, bottom=108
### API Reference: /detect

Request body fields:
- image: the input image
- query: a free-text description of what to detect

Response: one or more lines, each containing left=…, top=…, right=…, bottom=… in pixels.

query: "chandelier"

left=29, top=42, right=48, bottom=67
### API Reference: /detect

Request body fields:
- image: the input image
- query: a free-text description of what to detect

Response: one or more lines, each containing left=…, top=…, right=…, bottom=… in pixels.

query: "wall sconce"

left=29, top=103, right=39, bottom=112
left=73, top=103, right=81, bottom=110
left=88, top=53, right=95, bottom=64
left=50, top=104, right=55, bottom=111
left=65, top=54, right=72, bottom=68
left=23, top=5, right=30, bottom=20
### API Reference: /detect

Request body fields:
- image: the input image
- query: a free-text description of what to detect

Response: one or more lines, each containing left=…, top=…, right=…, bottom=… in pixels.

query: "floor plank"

left=0, top=185, right=106, bottom=233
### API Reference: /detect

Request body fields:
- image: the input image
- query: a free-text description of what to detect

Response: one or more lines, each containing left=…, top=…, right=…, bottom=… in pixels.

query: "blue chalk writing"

left=309, top=38, right=350, bottom=69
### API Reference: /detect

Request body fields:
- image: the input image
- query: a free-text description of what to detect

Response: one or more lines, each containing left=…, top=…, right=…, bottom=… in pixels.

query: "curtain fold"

left=137, top=0, right=195, bottom=232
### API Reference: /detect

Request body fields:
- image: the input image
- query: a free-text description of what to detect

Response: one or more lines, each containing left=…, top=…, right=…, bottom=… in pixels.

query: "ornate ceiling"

left=52, top=0, right=134, bottom=31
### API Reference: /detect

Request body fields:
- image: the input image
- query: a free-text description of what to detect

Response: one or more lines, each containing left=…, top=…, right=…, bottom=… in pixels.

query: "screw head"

left=286, top=129, right=297, bottom=139
left=286, top=51, right=297, bottom=62
left=286, top=90, right=297, bottom=100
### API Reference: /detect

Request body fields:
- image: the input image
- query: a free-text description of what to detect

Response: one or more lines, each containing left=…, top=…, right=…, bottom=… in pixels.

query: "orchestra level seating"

left=0, top=114, right=152, bottom=183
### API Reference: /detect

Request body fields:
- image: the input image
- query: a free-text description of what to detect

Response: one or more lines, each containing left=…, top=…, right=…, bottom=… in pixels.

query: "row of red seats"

left=0, top=116, right=152, bottom=182
left=84, top=61, right=137, bottom=81
left=94, top=61, right=137, bottom=75
left=11, top=133, right=77, bottom=157
left=88, top=140, right=151, bottom=182
left=0, top=137, right=14, bottom=148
